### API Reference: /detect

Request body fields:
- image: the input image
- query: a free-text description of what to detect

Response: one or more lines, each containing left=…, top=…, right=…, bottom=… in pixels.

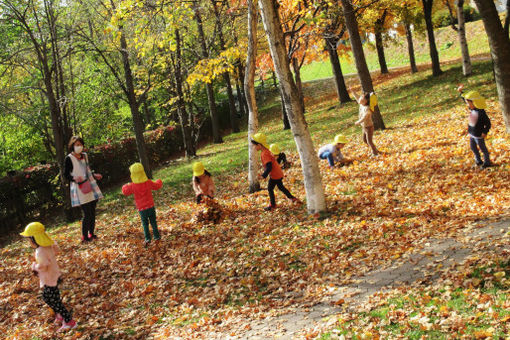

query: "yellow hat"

left=129, top=163, right=148, bottom=184
left=192, top=162, right=205, bottom=177
left=269, top=144, right=280, bottom=155
left=369, top=93, right=378, bottom=111
left=334, top=134, right=348, bottom=144
left=20, top=222, right=54, bottom=247
left=464, top=91, right=487, bottom=110
left=251, top=133, right=269, bottom=149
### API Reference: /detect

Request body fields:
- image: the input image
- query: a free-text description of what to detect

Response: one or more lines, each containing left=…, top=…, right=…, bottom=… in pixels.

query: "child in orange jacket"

left=251, top=133, right=299, bottom=211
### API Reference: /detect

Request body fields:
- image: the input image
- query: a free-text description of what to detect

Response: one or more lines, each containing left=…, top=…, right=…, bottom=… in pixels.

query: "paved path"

left=231, top=219, right=510, bottom=339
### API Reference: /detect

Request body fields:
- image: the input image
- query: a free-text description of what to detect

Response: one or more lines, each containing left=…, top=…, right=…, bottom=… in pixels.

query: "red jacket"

left=122, top=179, right=163, bottom=211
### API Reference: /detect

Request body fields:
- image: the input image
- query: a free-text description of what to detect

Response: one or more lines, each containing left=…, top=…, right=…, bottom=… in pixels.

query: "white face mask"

left=74, top=145, right=83, bottom=154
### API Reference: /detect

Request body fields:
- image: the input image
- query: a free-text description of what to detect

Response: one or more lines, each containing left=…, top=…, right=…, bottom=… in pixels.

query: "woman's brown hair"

left=68, top=136, right=84, bottom=152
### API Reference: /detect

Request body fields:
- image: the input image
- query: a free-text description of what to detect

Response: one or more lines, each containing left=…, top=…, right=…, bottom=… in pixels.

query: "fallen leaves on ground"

left=1, top=76, right=510, bottom=340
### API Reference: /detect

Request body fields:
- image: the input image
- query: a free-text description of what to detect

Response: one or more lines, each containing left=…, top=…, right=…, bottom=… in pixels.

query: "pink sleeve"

left=34, top=252, right=49, bottom=272
left=150, top=179, right=163, bottom=191
left=122, top=183, right=133, bottom=196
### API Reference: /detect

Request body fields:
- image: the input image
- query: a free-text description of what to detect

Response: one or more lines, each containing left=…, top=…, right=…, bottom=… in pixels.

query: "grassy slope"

left=1, top=29, right=509, bottom=339
left=300, top=19, right=490, bottom=82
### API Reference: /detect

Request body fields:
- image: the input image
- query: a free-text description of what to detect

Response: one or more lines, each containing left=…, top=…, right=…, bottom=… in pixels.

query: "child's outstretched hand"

left=456, top=84, right=464, bottom=93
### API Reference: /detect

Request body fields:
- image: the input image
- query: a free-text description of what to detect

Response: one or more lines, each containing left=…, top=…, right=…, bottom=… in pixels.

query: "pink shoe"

left=54, top=313, right=63, bottom=325
left=58, top=320, right=77, bottom=332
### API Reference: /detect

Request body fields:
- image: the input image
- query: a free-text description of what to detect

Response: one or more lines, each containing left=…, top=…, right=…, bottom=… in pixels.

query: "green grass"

left=320, top=258, right=509, bottom=339
left=300, top=19, right=490, bottom=82
left=118, top=57, right=498, bottom=216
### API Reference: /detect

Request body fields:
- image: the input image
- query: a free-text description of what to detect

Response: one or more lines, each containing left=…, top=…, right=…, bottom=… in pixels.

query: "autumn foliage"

left=1, top=65, right=510, bottom=338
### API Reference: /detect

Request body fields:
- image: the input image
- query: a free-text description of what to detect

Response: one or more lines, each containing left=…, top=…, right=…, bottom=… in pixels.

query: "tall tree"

left=1, top=0, right=74, bottom=218
left=318, top=0, right=351, bottom=103
left=173, top=28, right=196, bottom=158
left=472, top=0, right=510, bottom=133
left=193, top=2, right=223, bottom=143
left=211, top=0, right=240, bottom=133
left=405, top=24, right=419, bottom=73
left=258, top=0, right=326, bottom=214
left=444, top=0, right=471, bottom=76
left=374, top=9, right=389, bottom=74
left=75, top=0, right=154, bottom=177
left=245, top=0, right=260, bottom=193
left=421, top=0, right=443, bottom=76
left=340, top=0, right=386, bottom=130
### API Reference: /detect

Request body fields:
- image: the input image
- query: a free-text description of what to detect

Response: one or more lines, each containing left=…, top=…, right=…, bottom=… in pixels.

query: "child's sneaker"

left=81, top=235, right=90, bottom=243
left=481, top=162, right=493, bottom=169
left=58, top=320, right=77, bottom=331
left=290, top=197, right=302, bottom=204
left=54, top=313, right=63, bottom=325
left=144, top=240, right=151, bottom=248
left=88, top=233, right=98, bottom=240
left=264, top=205, right=276, bottom=211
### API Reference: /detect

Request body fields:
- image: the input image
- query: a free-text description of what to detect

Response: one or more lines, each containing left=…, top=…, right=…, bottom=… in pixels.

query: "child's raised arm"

left=150, top=179, right=163, bottom=191
left=349, top=86, right=360, bottom=104
left=121, top=183, right=134, bottom=196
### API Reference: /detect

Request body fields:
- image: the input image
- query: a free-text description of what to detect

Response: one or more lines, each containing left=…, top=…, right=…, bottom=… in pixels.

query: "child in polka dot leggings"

left=20, top=222, right=77, bottom=331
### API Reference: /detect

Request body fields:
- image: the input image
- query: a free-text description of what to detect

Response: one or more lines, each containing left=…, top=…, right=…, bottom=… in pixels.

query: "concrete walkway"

left=230, top=219, right=510, bottom=339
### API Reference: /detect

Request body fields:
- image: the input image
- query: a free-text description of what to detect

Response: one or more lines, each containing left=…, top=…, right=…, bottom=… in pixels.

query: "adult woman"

left=64, top=136, right=103, bottom=242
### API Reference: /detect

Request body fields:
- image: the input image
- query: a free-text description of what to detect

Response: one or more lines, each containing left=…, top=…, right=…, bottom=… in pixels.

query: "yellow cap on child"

left=129, top=163, right=148, bottom=184
left=464, top=91, right=487, bottom=110
left=269, top=144, right=280, bottom=155
left=192, top=162, right=205, bottom=177
left=334, top=134, right=348, bottom=144
left=20, top=222, right=54, bottom=247
left=251, top=133, right=269, bottom=149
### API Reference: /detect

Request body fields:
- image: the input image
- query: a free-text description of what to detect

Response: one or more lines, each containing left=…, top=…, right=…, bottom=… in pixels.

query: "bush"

left=0, top=125, right=183, bottom=232
left=433, top=5, right=481, bottom=29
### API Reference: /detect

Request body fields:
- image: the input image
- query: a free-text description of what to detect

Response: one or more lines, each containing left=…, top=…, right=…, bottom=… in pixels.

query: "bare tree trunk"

left=212, top=0, right=240, bottom=133
left=325, top=38, right=351, bottom=103
left=405, top=23, right=418, bottom=73
left=245, top=0, right=260, bottom=193
left=235, top=81, right=246, bottom=116
left=473, top=0, right=510, bottom=133
left=505, top=0, right=510, bottom=36
left=194, top=3, right=223, bottom=143
left=340, top=0, right=386, bottom=130
left=259, top=0, right=326, bottom=214
left=280, top=90, right=291, bottom=130
left=174, top=28, right=195, bottom=158
left=119, top=31, right=152, bottom=178
left=456, top=0, right=472, bottom=76
left=422, top=0, right=443, bottom=76
left=374, top=10, right=389, bottom=74
left=291, top=57, right=305, bottom=112
left=374, top=31, right=389, bottom=74
left=238, top=64, right=250, bottom=114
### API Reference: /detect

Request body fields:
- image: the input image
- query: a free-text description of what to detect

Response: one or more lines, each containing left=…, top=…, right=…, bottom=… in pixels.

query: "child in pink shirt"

left=20, top=222, right=77, bottom=331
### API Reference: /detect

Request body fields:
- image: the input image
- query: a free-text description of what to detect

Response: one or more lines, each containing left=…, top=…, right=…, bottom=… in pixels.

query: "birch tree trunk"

left=245, top=0, right=260, bottom=193
left=405, top=23, right=418, bottom=73
left=340, top=0, right=386, bottom=130
left=456, top=0, right=472, bottom=76
left=473, top=0, right=510, bottom=133
left=258, top=0, right=326, bottom=214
